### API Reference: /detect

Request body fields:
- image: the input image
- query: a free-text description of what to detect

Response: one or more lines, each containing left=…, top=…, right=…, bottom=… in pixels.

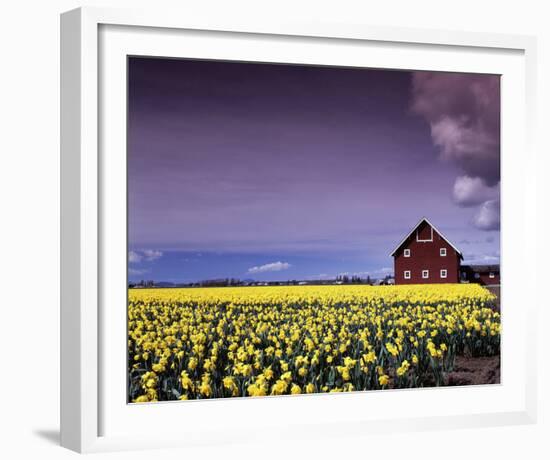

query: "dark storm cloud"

left=411, top=72, right=500, bottom=230
left=411, top=72, right=500, bottom=186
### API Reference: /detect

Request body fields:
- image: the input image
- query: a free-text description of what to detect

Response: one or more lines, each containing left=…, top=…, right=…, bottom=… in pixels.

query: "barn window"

left=404, top=249, right=410, bottom=257
left=422, top=270, right=429, bottom=279
left=404, top=270, right=411, bottom=279
left=489, top=272, right=495, bottom=278
left=440, top=269, right=447, bottom=278
left=475, top=273, right=480, bottom=279
left=440, top=248, right=447, bottom=256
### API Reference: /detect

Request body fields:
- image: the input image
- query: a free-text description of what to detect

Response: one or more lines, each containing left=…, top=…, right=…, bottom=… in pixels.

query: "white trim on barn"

left=390, top=217, right=463, bottom=258
left=416, top=226, right=433, bottom=242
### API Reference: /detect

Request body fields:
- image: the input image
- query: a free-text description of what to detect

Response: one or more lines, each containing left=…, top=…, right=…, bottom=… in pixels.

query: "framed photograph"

left=61, top=7, right=538, bottom=453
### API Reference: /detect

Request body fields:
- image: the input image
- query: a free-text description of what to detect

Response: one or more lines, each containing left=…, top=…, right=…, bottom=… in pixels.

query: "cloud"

left=411, top=72, right=501, bottom=230
left=411, top=72, right=500, bottom=185
left=473, top=199, right=500, bottom=231
left=128, top=249, right=163, bottom=263
left=128, top=251, right=142, bottom=263
left=335, top=269, right=392, bottom=277
left=142, top=249, right=163, bottom=261
left=247, top=261, right=291, bottom=274
left=452, top=175, right=499, bottom=207
left=304, top=273, right=334, bottom=280
left=459, top=235, right=497, bottom=245
left=463, top=250, right=500, bottom=264
left=307, top=267, right=393, bottom=281
left=128, top=268, right=149, bottom=276
left=360, top=267, right=393, bottom=277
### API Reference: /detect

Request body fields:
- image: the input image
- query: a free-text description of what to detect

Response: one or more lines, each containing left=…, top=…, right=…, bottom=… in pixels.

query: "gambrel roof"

left=390, top=217, right=463, bottom=259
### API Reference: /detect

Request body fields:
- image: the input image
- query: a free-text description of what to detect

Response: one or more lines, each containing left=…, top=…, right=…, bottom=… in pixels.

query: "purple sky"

left=128, top=57, right=500, bottom=282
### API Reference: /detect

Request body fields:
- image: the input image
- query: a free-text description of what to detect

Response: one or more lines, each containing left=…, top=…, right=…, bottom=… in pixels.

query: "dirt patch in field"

left=485, top=285, right=501, bottom=310
left=445, top=355, right=500, bottom=386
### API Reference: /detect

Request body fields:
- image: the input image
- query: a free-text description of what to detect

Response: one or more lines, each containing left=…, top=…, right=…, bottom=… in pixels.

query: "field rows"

left=128, top=284, right=500, bottom=402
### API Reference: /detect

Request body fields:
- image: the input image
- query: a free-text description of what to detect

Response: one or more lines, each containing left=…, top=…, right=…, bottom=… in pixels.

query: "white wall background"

left=0, top=1, right=547, bottom=458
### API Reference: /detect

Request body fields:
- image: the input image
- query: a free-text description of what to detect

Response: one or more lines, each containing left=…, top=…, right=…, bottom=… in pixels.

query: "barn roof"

left=390, top=217, right=463, bottom=258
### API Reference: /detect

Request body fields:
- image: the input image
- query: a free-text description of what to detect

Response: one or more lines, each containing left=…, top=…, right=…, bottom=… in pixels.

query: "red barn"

left=391, top=218, right=463, bottom=285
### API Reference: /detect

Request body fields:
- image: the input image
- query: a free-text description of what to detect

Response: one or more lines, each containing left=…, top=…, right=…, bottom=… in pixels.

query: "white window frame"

left=404, top=270, right=411, bottom=280
left=416, top=226, right=434, bottom=242
left=422, top=270, right=429, bottom=279
left=440, top=269, right=447, bottom=279
left=404, top=248, right=411, bottom=257
left=440, top=248, right=447, bottom=257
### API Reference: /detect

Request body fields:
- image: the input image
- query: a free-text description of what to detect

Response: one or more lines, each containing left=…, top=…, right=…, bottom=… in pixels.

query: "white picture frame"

left=61, top=6, right=538, bottom=453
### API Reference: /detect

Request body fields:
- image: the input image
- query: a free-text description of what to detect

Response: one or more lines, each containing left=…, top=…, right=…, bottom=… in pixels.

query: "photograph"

left=126, top=57, right=501, bottom=403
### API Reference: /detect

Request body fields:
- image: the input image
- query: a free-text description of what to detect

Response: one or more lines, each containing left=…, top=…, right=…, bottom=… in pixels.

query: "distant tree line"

left=336, top=275, right=372, bottom=284
left=129, top=279, right=155, bottom=288
left=129, top=274, right=394, bottom=289
left=198, top=278, right=241, bottom=287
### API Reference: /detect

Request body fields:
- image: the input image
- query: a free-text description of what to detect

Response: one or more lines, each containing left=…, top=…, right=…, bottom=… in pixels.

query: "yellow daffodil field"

left=128, top=284, right=500, bottom=402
